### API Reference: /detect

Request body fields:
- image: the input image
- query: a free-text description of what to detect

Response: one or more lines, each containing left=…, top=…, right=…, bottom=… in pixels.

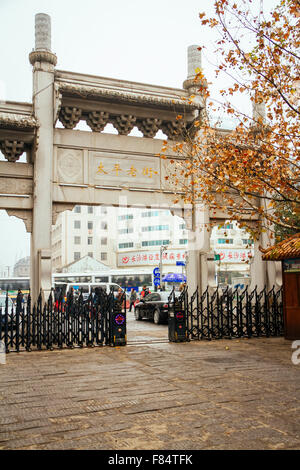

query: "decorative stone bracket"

left=86, top=111, right=110, bottom=132
left=0, top=140, right=25, bottom=162
left=53, top=82, right=62, bottom=125
left=161, top=120, right=185, bottom=140
left=136, top=118, right=162, bottom=138
left=52, top=202, right=75, bottom=226
left=111, top=114, right=136, bottom=136
left=57, top=106, right=191, bottom=141
left=6, top=209, right=32, bottom=233
left=59, top=107, right=82, bottom=129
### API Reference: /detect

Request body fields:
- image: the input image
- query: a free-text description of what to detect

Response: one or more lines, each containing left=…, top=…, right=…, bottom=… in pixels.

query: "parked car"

left=134, top=291, right=176, bottom=324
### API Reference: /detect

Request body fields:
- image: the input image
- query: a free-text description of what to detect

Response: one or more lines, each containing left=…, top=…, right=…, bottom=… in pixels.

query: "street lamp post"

left=184, top=251, right=189, bottom=283
left=159, top=245, right=168, bottom=289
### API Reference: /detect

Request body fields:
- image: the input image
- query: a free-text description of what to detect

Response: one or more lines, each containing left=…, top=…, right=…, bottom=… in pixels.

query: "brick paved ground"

left=0, top=313, right=299, bottom=450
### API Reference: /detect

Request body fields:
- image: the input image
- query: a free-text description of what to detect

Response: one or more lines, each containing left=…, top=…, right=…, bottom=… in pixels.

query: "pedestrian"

left=129, top=288, right=137, bottom=312
left=116, top=287, right=125, bottom=310
left=140, top=285, right=150, bottom=299
left=67, top=287, right=74, bottom=307
left=93, top=287, right=101, bottom=306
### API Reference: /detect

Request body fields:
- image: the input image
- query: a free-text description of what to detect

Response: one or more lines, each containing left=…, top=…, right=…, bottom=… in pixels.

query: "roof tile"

left=260, top=233, right=300, bottom=260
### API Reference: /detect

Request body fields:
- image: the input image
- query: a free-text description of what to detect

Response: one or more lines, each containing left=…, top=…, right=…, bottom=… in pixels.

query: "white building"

left=52, top=205, right=188, bottom=284
left=52, top=205, right=117, bottom=272
left=52, top=205, right=254, bottom=289
left=116, top=207, right=188, bottom=276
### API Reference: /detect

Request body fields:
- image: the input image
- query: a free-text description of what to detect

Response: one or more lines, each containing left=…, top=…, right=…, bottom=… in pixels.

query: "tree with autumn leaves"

left=162, top=0, right=299, bottom=241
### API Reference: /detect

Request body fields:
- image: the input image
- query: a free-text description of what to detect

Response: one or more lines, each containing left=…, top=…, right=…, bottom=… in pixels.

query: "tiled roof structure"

left=260, top=233, right=300, bottom=261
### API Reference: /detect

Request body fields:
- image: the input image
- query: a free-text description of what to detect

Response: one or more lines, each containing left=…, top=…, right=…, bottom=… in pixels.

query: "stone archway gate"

left=0, top=13, right=278, bottom=304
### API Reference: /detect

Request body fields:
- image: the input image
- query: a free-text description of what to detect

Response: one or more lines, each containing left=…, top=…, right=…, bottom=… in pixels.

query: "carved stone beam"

left=136, top=118, right=162, bottom=138
left=59, top=107, right=82, bottom=129
left=0, top=140, right=25, bottom=162
left=111, top=114, right=136, bottom=136
left=161, top=120, right=185, bottom=141
left=86, top=111, right=110, bottom=132
left=6, top=209, right=32, bottom=233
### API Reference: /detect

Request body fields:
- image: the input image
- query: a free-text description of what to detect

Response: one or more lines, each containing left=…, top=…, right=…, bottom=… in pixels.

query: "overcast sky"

left=0, top=0, right=277, bottom=273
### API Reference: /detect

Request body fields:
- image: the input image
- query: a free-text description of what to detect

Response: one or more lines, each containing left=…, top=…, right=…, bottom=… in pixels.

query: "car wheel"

left=153, top=309, right=161, bottom=325
left=135, top=308, right=141, bottom=321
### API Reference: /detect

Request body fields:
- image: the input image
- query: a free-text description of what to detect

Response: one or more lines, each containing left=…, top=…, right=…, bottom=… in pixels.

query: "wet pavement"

left=127, top=310, right=169, bottom=343
left=0, top=311, right=299, bottom=450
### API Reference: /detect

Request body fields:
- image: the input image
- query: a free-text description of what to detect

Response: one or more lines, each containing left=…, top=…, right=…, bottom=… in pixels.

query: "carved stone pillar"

left=250, top=238, right=267, bottom=291
left=260, top=228, right=283, bottom=290
left=29, top=13, right=57, bottom=303
left=183, top=45, right=207, bottom=111
left=185, top=204, right=211, bottom=294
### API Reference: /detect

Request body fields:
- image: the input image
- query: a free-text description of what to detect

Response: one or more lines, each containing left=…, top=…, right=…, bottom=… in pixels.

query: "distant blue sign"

left=162, top=273, right=186, bottom=283
left=153, top=267, right=160, bottom=275
left=154, top=278, right=161, bottom=286
left=176, top=261, right=186, bottom=266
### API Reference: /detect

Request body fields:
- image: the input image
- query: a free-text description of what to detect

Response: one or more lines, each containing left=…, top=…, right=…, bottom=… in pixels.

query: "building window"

left=218, top=238, right=233, bottom=244
left=101, top=252, right=107, bottom=261
left=142, top=240, right=169, bottom=247
left=118, top=214, right=134, bottom=221
left=101, top=237, right=107, bottom=245
left=119, top=242, right=134, bottom=249
left=101, top=221, right=107, bottom=230
left=101, top=207, right=107, bottom=214
left=118, top=228, right=134, bottom=234
left=74, top=206, right=81, bottom=213
left=179, top=223, right=186, bottom=230
left=242, top=239, right=254, bottom=245
left=141, top=211, right=159, bottom=218
left=87, top=221, right=93, bottom=230
left=74, top=252, right=81, bottom=261
left=87, top=237, right=93, bottom=245
left=88, top=206, right=94, bottom=214
left=179, top=239, right=188, bottom=245
left=74, top=220, right=81, bottom=229
left=74, top=236, right=81, bottom=245
left=141, top=225, right=169, bottom=232
left=88, top=252, right=93, bottom=258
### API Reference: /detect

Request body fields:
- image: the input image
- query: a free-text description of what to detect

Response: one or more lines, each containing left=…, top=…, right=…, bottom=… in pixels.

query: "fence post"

left=109, top=289, right=127, bottom=347
left=168, top=287, right=188, bottom=342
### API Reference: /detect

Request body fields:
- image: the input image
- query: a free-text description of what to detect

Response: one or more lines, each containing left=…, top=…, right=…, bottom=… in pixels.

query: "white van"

left=65, top=282, right=123, bottom=297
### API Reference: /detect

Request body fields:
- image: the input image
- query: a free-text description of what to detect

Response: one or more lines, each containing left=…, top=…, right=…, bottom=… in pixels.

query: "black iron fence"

left=1, top=285, right=284, bottom=351
left=0, top=288, right=127, bottom=353
left=169, top=285, right=284, bottom=341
